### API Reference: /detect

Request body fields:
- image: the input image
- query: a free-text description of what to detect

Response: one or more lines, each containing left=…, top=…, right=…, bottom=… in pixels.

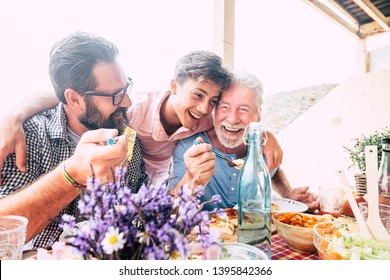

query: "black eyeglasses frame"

left=82, top=77, right=133, bottom=106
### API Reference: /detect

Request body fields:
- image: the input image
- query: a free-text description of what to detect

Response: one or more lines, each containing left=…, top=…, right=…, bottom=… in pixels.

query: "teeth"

left=223, top=126, right=241, bottom=132
left=188, top=111, right=201, bottom=119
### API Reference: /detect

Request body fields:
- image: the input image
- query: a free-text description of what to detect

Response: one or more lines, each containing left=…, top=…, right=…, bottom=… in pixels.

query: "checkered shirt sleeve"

left=0, top=105, right=148, bottom=249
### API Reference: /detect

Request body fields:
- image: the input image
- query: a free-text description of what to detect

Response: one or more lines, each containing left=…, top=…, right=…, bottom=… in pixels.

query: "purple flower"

left=60, top=167, right=219, bottom=260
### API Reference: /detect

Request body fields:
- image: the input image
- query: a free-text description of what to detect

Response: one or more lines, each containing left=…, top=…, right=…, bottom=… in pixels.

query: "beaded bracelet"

left=60, top=162, right=86, bottom=190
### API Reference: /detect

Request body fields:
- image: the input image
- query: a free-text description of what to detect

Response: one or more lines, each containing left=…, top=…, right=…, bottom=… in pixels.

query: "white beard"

left=214, top=124, right=245, bottom=149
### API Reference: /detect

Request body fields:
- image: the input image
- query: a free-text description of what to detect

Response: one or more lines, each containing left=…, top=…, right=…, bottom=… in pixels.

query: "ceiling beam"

left=302, top=0, right=361, bottom=38
left=352, top=0, right=390, bottom=31
left=327, top=0, right=359, bottom=26
left=360, top=16, right=390, bottom=37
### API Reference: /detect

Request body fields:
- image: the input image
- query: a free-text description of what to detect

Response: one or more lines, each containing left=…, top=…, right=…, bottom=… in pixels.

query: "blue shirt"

left=169, top=131, right=277, bottom=211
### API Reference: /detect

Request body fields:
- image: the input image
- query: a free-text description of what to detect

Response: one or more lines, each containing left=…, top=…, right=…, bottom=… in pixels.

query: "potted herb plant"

left=343, top=127, right=390, bottom=194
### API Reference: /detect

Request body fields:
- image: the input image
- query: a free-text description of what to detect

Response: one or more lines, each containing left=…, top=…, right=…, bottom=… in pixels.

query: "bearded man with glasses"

left=78, top=77, right=133, bottom=133
left=0, top=32, right=148, bottom=249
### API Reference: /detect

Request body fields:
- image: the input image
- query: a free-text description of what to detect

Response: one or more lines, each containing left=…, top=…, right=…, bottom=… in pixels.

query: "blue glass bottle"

left=237, top=122, right=272, bottom=259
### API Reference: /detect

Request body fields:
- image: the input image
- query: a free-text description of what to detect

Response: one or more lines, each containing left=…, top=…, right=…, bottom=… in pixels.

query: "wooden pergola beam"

left=352, top=0, right=390, bottom=31
left=302, top=0, right=390, bottom=74
left=327, top=0, right=359, bottom=26
left=360, top=17, right=390, bottom=37
left=302, top=0, right=361, bottom=39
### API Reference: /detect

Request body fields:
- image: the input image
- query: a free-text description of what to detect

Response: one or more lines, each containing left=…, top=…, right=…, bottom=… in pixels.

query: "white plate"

left=59, top=221, right=89, bottom=242
left=271, top=197, right=308, bottom=213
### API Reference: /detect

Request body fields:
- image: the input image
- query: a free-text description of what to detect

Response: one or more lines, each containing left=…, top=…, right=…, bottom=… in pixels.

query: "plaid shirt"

left=0, top=104, right=148, bottom=249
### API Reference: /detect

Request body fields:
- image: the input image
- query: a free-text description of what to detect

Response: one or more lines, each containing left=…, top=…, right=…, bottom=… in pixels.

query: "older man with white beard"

left=169, top=70, right=319, bottom=212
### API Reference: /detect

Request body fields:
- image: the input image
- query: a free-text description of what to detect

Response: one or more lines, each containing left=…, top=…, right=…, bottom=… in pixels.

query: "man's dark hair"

left=174, top=50, right=232, bottom=90
left=49, top=32, right=119, bottom=104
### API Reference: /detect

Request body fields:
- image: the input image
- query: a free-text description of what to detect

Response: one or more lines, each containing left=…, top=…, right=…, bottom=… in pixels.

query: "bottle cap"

left=382, top=138, right=390, bottom=144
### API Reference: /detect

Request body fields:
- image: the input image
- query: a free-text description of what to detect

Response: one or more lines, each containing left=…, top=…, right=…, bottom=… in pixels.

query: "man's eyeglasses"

left=82, top=77, right=133, bottom=106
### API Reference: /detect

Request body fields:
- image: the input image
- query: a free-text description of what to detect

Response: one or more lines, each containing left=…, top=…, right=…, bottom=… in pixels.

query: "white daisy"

left=115, top=204, right=127, bottom=213
left=101, top=226, right=126, bottom=254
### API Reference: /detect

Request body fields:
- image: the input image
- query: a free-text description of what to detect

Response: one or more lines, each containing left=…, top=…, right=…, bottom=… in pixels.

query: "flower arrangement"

left=57, top=166, right=221, bottom=260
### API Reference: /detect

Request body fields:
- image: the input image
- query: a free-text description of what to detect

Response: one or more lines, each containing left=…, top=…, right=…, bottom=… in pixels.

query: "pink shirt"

left=127, top=90, right=213, bottom=183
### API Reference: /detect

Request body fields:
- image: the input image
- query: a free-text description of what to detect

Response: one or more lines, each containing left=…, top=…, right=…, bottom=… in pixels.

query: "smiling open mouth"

left=223, top=126, right=243, bottom=133
left=188, top=110, right=202, bottom=120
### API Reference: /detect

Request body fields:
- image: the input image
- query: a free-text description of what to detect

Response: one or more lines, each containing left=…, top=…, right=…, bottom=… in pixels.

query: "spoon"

left=365, top=146, right=390, bottom=243
left=336, top=169, right=372, bottom=238
left=193, top=140, right=240, bottom=168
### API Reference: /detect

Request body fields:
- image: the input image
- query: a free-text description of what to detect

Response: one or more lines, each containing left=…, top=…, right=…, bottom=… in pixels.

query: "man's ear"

left=64, top=89, right=85, bottom=111
left=170, top=79, right=178, bottom=95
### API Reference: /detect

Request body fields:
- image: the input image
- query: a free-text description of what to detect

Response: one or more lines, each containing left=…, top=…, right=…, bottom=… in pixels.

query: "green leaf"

left=343, top=127, right=390, bottom=172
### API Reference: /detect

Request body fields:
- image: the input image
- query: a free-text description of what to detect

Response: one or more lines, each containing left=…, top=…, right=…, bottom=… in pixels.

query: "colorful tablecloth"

left=271, top=233, right=319, bottom=260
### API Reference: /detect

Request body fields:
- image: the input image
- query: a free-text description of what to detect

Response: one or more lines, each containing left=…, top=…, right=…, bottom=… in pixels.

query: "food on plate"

left=225, top=208, right=238, bottom=227
left=271, top=203, right=280, bottom=211
left=219, top=232, right=237, bottom=242
left=222, top=208, right=264, bottom=229
left=240, top=212, right=264, bottom=229
left=209, top=211, right=235, bottom=235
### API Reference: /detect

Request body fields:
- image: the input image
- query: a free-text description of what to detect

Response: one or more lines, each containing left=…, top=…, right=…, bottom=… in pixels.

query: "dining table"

left=22, top=232, right=320, bottom=260
left=271, top=232, right=319, bottom=260
left=22, top=209, right=322, bottom=260
left=220, top=221, right=320, bottom=260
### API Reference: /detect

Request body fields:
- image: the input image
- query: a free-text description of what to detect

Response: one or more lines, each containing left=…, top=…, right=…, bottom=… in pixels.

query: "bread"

left=225, top=208, right=264, bottom=229
left=209, top=212, right=235, bottom=235
left=223, top=208, right=264, bottom=230
left=225, top=208, right=238, bottom=227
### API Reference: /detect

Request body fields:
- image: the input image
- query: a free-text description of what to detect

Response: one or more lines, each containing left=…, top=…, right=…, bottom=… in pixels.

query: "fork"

left=193, top=140, right=239, bottom=168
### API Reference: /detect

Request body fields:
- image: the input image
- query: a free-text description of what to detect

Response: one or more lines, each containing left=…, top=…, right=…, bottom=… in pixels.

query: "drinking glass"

left=0, top=215, right=28, bottom=260
left=319, top=186, right=343, bottom=217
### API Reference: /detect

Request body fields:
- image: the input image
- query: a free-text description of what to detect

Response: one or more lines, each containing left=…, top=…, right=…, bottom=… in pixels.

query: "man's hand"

left=262, top=130, right=283, bottom=171
left=65, top=129, right=129, bottom=184
left=183, top=137, right=216, bottom=191
left=0, top=116, right=27, bottom=185
left=286, top=186, right=319, bottom=213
